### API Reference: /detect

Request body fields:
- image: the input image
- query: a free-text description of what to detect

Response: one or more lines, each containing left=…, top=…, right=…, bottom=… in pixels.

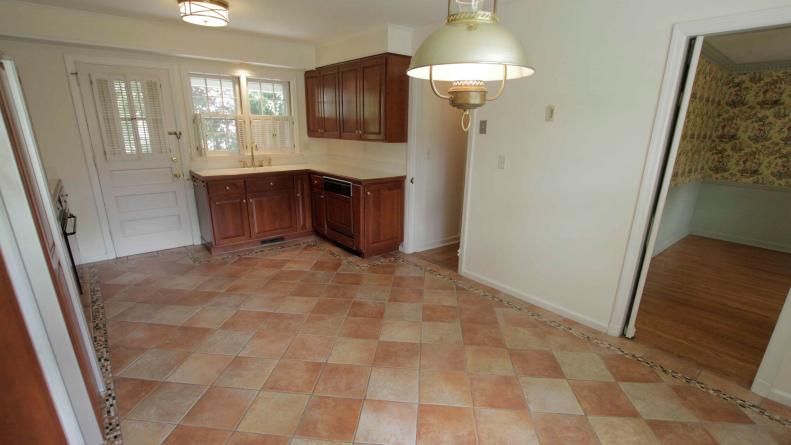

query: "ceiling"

left=19, top=0, right=461, bottom=43
left=707, top=26, right=791, bottom=64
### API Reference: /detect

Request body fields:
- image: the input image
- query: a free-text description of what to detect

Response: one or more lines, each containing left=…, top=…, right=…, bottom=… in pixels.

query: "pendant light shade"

left=179, top=0, right=229, bottom=27
left=408, top=0, right=534, bottom=130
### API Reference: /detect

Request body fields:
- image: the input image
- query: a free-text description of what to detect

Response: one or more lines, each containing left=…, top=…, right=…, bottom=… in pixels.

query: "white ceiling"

left=20, top=0, right=460, bottom=43
left=707, top=26, right=791, bottom=64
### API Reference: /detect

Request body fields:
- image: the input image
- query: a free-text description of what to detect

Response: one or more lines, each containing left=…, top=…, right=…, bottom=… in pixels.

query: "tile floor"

left=92, top=238, right=791, bottom=444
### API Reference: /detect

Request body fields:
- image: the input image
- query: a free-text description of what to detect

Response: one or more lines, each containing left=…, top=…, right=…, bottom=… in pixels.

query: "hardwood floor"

left=634, top=235, right=791, bottom=387
left=414, top=243, right=459, bottom=271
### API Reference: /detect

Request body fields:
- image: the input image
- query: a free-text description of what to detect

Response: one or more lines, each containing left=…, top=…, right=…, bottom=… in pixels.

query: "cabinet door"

left=294, top=174, right=311, bottom=232
left=248, top=189, right=298, bottom=238
left=359, top=57, right=386, bottom=141
left=320, top=67, right=340, bottom=138
left=325, top=191, right=355, bottom=237
left=210, top=194, right=250, bottom=245
left=305, top=71, right=322, bottom=137
left=339, top=63, right=361, bottom=140
left=363, top=181, right=404, bottom=252
left=311, top=189, right=327, bottom=236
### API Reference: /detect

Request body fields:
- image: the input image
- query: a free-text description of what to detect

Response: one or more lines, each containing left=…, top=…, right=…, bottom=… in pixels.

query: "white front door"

left=78, top=62, right=192, bottom=257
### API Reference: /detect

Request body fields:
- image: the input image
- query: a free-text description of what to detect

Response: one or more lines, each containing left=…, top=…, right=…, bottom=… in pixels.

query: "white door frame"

left=63, top=54, right=197, bottom=262
left=402, top=78, right=422, bottom=253
left=607, top=6, right=791, bottom=336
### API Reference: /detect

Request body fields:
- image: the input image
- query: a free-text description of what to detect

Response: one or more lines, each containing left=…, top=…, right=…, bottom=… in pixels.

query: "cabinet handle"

left=320, top=194, right=324, bottom=198
left=296, top=193, right=301, bottom=197
left=270, top=181, right=274, bottom=186
left=366, top=191, right=371, bottom=196
left=242, top=199, right=247, bottom=203
left=225, top=185, right=231, bottom=191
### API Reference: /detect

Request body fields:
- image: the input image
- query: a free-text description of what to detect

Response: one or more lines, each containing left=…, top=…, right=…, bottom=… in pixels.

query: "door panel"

left=77, top=62, right=192, bottom=257
left=360, top=59, right=386, bottom=141
left=294, top=174, right=311, bottom=232
left=305, top=71, right=322, bottom=137
left=312, top=189, right=327, bottom=236
left=248, top=190, right=297, bottom=238
left=339, top=64, right=360, bottom=139
left=325, top=191, right=354, bottom=237
left=320, top=67, right=340, bottom=138
left=364, top=182, right=403, bottom=250
left=210, top=194, right=250, bottom=245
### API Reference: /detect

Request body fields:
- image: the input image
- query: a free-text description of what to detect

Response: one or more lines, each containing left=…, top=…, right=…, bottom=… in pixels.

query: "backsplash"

left=671, top=55, right=791, bottom=188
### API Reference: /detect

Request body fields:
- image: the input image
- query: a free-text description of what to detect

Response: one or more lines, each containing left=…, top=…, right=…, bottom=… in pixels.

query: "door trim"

left=607, top=5, right=791, bottom=336
left=64, top=54, right=195, bottom=262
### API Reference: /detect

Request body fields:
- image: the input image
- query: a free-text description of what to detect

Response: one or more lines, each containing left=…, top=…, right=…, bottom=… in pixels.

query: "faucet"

left=258, top=155, right=272, bottom=167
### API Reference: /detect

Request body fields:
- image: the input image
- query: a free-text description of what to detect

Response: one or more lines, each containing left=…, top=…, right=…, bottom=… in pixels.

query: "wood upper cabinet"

left=209, top=193, right=250, bottom=246
left=306, top=53, right=410, bottom=143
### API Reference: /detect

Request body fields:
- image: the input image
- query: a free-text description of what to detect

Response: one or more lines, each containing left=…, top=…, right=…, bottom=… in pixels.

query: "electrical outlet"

left=545, top=105, right=555, bottom=122
left=479, top=120, right=487, bottom=134
left=497, top=155, right=506, bottom=170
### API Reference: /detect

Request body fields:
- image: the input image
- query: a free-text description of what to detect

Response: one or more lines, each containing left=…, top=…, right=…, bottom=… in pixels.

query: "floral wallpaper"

left=671, top=55, right=791, bottom=188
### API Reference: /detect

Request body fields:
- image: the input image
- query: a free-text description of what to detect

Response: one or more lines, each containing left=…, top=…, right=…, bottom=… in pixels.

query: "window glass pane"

left=190, top=74, right=240, bottom=153
left=247, top=79, right=290, bottom=117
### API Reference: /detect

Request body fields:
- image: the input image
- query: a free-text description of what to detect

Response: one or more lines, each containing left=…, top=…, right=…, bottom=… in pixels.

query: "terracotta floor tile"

left=356, top=285, right=392, bottom=301
left=704, top=423, right=779, bottom=445
left=197, top=329, right=254, bottom=355
left=262, top=313, right=306, bottom=333
left=420, top=321, right=463, bottom=344
left=276, top=297, right=319, bottom=314
left=111, top=322, right=180, bottom=349
left=356, top=400, right=418, bottom=445
left=226, top=432, right=290, bottom=445
left=361, top=274, right=394, bottom=287
left=127, top=382, right=206, bottom=422
left=183, top=307, right=237, bottom=329
left=588, top=417, right=660, bottom=445
left=296, top=396, right=363, bottom=441
left=469, top=374, right=526, bottom=409
left=312, top=260, right=342, bottom=272
left=554, top=351, right=614, bottom=381
left=214, top=356, right=277, bottom=389
left=311, top=298, right=353, bottom=316
left=474, top=407, right=539, bottom=445
left=114, top=377, right=160, bottom=417
left=423, top=289, right=457, bottom=306
left=367, top=367, right=419, bottom=403
left=166, top=353, right=233, bottom=385
left=206, top=292, right=247, bottom=308
left=420, top=343, right=466, bottom=371
left=239, top=329, right=294, bottom=359
left=602, top=355, right=663, bottom=383
left=270, top=269, right=308, bottom=282
left=384, top=302, right=422, bottom=322
left=499, top=325, right=550, bottom=350
left=284, top=335, right=335, bottom=362
left=459, top=305, right=498, bottom=325
left=322, top=284, right=358, bottom=299
left=121, top=420, right=175, bottom=445
left=465, top=346, right=515, bottom=375
left=237, top=391, right=309, bottom=436
left=380, top=320, right=422, bottom=343
left=333, top=273, right=364, bottom=285
left=328, top=337, right=378, bottom=365
left=169, top=290, right=219, bottom=306
left=532, top=413, right=598, bottom=445
left=461, top=322, right=505, bottom=347
left=647, top=420, right=718, bottom=445
left=392, top=276, right=424, bottom=288
left=349, top=300, right=386, bottom=318
left=421, top=304, right=458, bottom=322
left=419, top=370, right=472, bottom=406
left=109, top=346, right=147, bottom=372
left=181, top=386, right=256, bottom=429
left=340, top=317, right=383, bottom=339
left=519, top=377, right=583, bottom=415
left=388, top=288, right=424, bottom=303
left=373, top=341, right=420, bottom=368
left=300, top=314, right=345, bottom=336
left=509, top=349, right=565, bottom=378
left=119, top=348, right=191, bottom=381
left=314, top=363, right=371, bottom=398
left=620, top=383, right=697, bottom=421
left=263, top=359, right=323, bottom=393
left=416, top=404, right=476, bottom=445
left=671, top=385, right=752, bottom=423
left=569, top=380, right=639, bottom=417
left=156, top=326, right=215, bottom=351
left=291, top=282, right=327, bottom=298
left=423, top=274, right=454, bottom=290
left=241, top=295, right=287, bottom=311
left=220, top=310, right=271, bottom=331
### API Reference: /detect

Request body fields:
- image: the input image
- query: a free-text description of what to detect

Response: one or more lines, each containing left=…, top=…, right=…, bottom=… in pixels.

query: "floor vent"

left=261, top=236, right=286, bottom=245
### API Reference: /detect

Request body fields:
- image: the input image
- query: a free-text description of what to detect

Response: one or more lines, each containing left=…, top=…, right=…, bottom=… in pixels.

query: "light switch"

left=545, top=105, right=555, bottom=122
left=497, top=155, right=506, bottom=170
left=479, top=120, right=488, bottom=134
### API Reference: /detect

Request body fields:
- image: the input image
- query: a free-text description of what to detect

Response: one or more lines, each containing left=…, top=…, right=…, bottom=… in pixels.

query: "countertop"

left=190, top=163, right=406, bottom=183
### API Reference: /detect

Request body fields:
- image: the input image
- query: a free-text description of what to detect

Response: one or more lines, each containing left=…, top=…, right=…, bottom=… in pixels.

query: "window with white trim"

left=189, top=74, right=295, bottom=156
left=189, top=74, right=245, bottom=155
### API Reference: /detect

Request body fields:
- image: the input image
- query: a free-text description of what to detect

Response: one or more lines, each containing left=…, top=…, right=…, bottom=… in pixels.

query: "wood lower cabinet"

left=193, top=170, right=404, bottom=257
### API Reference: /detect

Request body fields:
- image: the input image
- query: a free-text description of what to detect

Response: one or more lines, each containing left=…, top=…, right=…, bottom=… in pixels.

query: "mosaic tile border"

left=88, top=238, right=791, bottom=436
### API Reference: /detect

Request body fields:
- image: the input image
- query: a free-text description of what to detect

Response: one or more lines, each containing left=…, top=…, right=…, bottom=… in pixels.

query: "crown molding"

left=702, top=41, right=791, bottom=73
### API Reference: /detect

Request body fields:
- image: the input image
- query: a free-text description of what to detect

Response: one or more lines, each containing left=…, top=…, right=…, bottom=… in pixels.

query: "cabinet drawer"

left=208, top=179, right=244, bottom=196
left=247, top=175, right=294, bottom=193
left=310, top=174, right=324, bottom=189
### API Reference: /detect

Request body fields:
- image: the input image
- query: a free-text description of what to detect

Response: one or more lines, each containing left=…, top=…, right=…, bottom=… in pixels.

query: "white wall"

left=0, top=38, right=324, bottom=263
left=653, top=181, right=701, bottom=255
left=459, top=0, right=791, bottom=331
left=315, top=24, right=412, bottom=66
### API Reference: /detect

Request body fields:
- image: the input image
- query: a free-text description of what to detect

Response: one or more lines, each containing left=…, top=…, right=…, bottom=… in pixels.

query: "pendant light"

left=178, top=0, right=230, bottom=27
left=408, top=0, right=534, bottom=131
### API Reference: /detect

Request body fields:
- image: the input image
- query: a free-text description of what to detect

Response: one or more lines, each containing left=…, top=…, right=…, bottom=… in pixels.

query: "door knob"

left=173, top=172, right=183, bottom=179
left=171, top=156, right=178, bottom=163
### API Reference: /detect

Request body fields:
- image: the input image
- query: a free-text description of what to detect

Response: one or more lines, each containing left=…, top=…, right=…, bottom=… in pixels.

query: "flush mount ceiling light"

left=178, top=0, right=229, bottom=27
left=408, top=0, right=534, bottom=131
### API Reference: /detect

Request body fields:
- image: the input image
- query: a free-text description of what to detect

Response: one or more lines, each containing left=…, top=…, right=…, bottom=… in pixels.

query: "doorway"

left=76, top=62, right=192, bottom=257
left=626, top=27, right=791, bottom=388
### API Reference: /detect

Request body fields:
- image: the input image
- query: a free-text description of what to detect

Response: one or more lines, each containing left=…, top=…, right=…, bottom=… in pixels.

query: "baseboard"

left=459, top=266, right=609, bottom=333
left=415, top=236, right=460, bottom=253
left=75, top=252, right=114, bottom=265
left=751, top=378, right=771, bottom=397
left=690, top=228, right=791, bottom=253
left=766, top=387, right=791, bottom=407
